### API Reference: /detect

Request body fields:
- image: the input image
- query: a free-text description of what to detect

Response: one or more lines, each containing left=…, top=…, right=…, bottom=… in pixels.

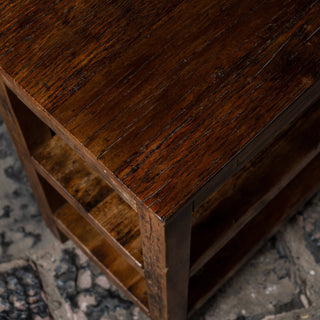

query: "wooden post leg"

left=0, top=80, right=65, bottom=242
left=139, top=205, right=192, bottom=320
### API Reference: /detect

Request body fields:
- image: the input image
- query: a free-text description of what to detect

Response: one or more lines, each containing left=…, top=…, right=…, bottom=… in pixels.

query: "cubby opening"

left=4, top=86, right=143, bottom=272
left=188, top=152, right=320, bottom=315
left=4, top=86, right=147, bottom=311
left=189, top=104, right=320, bottom=277
left=37, top=175, right=149, bottom=314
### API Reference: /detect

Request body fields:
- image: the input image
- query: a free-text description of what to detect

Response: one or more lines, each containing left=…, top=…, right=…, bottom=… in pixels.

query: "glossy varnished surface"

left=1, top=0, right=320, bottom=219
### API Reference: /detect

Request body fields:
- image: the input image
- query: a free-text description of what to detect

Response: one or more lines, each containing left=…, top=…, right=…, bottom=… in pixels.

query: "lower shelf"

left=190, top=104, right=320, bottom=275
left=188, top=152, right=320, bottom=316
left=53, top=202, right=149, bottom=315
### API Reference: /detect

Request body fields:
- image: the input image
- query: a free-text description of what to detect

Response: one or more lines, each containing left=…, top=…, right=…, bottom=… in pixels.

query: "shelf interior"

left=5, top=84, right=143, bottom=271
left=188, top=152, right=320, bottom=315
left=56, top=203, right=149, bottom=313
left=37, top=176, right=149, bottom=313
left=32, top=134, right=143, bottom=270
left=190, top=104, right=320, bottom=275
left=6, top=79, right=320, bottom=318
left=4, top=84, right=148, bottom=312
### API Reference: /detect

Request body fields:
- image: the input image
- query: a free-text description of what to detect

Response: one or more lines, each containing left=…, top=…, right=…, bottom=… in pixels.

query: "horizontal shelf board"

left=54, top=202, right=149, bottom=314
left=188, top=152, right=320, bottom=316
left=32, top=135, right=112, bottom=212
left=89, top=193, right=142, bottom=265
left=190, top=104, right=320, bottom=275
left=32, top=135, right=143, bottom=270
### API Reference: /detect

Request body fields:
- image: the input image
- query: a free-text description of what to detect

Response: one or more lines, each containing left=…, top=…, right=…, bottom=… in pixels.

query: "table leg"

left=139, top=204, right=192, bottom=320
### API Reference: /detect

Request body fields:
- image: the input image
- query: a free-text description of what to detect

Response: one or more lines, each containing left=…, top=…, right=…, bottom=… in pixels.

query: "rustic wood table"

left=1, top=1, right=320, bottom=319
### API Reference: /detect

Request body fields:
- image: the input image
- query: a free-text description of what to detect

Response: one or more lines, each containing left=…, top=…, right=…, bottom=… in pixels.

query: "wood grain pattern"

left=1, top=0, right=320, bottom=220
left=54, top=202, right=149, bottom=314
left=90, top=193, right=143, bottom=269
left=32, top=135, right=113, bottom=212
left=139, top=204, right=192, bottom=320
left=188, top=152, right=320, bottom=316
left=32, top=134, right=144, bottom=271
left=2, top=2, right=320, bottom=319
left=190, top=102, right=320, bottom=275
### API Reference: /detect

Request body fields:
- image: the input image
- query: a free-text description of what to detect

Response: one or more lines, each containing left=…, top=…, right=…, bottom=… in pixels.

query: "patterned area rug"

left=0, top=260, right=51, bottom=320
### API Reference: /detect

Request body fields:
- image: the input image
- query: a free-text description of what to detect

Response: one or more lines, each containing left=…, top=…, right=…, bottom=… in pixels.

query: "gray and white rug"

left=1, top=114, right=320, bottom=320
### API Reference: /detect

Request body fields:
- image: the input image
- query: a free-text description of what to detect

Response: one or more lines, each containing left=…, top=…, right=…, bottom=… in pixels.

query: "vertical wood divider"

left=139, top=203, right=192, bottom=320
left=0, top=80, right=64, bottom=242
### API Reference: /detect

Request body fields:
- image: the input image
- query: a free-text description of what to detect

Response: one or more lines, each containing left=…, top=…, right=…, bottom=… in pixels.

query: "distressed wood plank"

left=139, top=205, right=192, bottom=320
left=1, top=2, right=320, bottom=319
left=0, top=0, right=320, bottom=220
left=190, top=101, right=320, bottom=275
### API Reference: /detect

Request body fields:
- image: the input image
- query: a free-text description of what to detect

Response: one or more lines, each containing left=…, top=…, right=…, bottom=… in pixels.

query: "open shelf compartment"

left=38, top=175, right=149, bottom=314
left=190, top=103, right=320, bottom=276
left=31, top=134, right=144, bottom=273
left=188, top=152, right=320, bottom=316
left=4, top=85, right=144, bottom=274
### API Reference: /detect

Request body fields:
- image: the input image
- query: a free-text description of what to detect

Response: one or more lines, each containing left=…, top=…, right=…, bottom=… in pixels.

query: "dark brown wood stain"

left=32, top=134, right=144, bottom=272
left=189, top=152, right=320, bottom=315
left=54, top=202, right=149, bottom=313
left=191, top=101, right=320, bottom=275
left=1, top=0, right=320, bottom=220
left=1, top=1, right=320, bottom=319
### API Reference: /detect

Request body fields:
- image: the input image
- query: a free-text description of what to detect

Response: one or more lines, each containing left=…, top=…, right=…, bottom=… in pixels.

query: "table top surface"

left=0, top=0, right=320, bottom=221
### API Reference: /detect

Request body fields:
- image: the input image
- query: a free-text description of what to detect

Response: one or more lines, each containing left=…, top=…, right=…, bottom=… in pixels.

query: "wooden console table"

left=1, top=1, right=320, bottom=319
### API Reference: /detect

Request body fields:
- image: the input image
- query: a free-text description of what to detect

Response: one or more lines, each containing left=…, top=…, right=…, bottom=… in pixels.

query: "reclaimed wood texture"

left=1, top=0, right=320, bottom=220
left=188, top=152, right=320, bottom=316
left=32, top=135, right=143, bottom=271
left=190, top=102, right=320, bottom=275
left=54, top=202, right=149, bottom=314
left=33, top=135, right=112, bottom=212
left=139, top=204, right=192, bottom=320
